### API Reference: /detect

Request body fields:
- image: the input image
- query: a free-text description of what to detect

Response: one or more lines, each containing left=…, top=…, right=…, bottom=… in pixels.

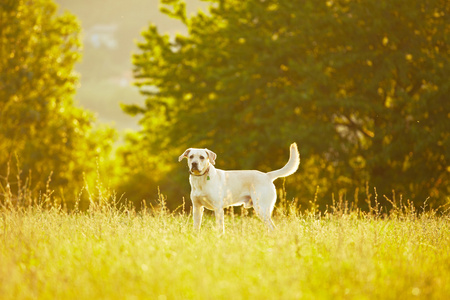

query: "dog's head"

left=178, top=148, right=216, bottom=175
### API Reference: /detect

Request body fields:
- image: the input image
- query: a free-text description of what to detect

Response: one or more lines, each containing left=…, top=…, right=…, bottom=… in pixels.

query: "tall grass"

left=0, top=183, right=449, bottom=299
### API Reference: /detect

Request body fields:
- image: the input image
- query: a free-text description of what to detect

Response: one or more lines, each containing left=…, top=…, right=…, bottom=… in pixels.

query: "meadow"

left=0, top=192, right=449, bottom=300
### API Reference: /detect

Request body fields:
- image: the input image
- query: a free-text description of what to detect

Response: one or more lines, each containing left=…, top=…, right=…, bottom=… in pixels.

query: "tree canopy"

left=124, top=0, right=449, bottom=209
left=0, top=0, right=115, bottom=207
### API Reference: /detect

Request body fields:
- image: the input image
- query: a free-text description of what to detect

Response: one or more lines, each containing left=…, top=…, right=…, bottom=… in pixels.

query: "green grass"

left=1, top=197, right=449, bottom=300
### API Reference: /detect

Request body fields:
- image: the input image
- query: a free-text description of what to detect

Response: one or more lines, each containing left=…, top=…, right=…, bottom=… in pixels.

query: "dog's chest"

left=189, top=176, right=211, bottom=195
left=189, top=176, right=217, bottom=207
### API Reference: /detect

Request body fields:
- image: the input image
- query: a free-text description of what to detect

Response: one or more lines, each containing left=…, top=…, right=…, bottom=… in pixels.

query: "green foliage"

left=125, top=0, right=449, bottom=208
left=0, top=0, right=116, bottom=205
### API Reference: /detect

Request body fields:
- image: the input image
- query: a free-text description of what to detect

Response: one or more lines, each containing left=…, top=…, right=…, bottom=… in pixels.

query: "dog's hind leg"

left=252, top=187, right=277, bottom=231
left=254, top=206, right=276, bottom=231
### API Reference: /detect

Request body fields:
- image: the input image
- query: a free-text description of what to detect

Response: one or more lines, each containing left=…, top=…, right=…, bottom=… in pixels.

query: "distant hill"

left=55, top=0, right=208, bottom=130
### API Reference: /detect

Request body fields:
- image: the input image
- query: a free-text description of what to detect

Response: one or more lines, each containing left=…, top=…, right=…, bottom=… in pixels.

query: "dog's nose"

left=191, top=162, right=198, bottom=170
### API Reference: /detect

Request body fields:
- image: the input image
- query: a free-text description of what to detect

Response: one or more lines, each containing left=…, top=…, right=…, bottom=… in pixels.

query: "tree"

left=124, top=0, right=449, bottom=209
left=0, top=0, right=116, bottom=207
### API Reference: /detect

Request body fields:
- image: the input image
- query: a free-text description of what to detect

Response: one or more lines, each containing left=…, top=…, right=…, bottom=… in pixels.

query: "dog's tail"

left=267, top=143, right=300, bottom=181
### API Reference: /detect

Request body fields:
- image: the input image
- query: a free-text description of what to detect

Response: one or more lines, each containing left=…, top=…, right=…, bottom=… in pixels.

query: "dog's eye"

left=199, top=156, right=205, bottom=160
left=189, top=155, right=194, bottom=159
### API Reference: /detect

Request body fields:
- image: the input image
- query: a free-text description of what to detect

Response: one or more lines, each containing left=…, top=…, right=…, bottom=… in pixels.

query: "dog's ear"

left=205, top=149, right=217, bottom=165
left=178, top=149, right=191, bottom=162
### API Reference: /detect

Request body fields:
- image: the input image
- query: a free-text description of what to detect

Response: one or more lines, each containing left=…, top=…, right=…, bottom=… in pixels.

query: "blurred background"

left=1, top=0, right=448, bottom=212
left=56, top=0, right=207, bottom=131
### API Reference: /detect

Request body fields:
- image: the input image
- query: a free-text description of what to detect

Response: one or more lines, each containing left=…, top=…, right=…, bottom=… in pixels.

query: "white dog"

left=179, top=143, right=300, bottom=233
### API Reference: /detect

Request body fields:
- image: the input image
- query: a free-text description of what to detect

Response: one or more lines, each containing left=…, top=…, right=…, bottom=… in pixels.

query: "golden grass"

left=0, top=191, right=449, bottom=299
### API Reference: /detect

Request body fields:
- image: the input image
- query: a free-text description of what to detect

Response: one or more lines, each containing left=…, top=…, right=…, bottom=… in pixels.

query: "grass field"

left=1, top=193, right=449, bottom=300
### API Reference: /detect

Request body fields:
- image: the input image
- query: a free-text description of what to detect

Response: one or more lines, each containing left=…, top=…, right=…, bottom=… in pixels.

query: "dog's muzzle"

left=189, top=164, right=210, bottom=177
left=190, top=163, right=202, bottom=175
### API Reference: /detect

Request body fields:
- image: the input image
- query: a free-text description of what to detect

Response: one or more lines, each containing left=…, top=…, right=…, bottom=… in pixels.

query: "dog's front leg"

left=192, top=204, right=204, bottom=231
left=214, top=209, right=225, bottom=234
